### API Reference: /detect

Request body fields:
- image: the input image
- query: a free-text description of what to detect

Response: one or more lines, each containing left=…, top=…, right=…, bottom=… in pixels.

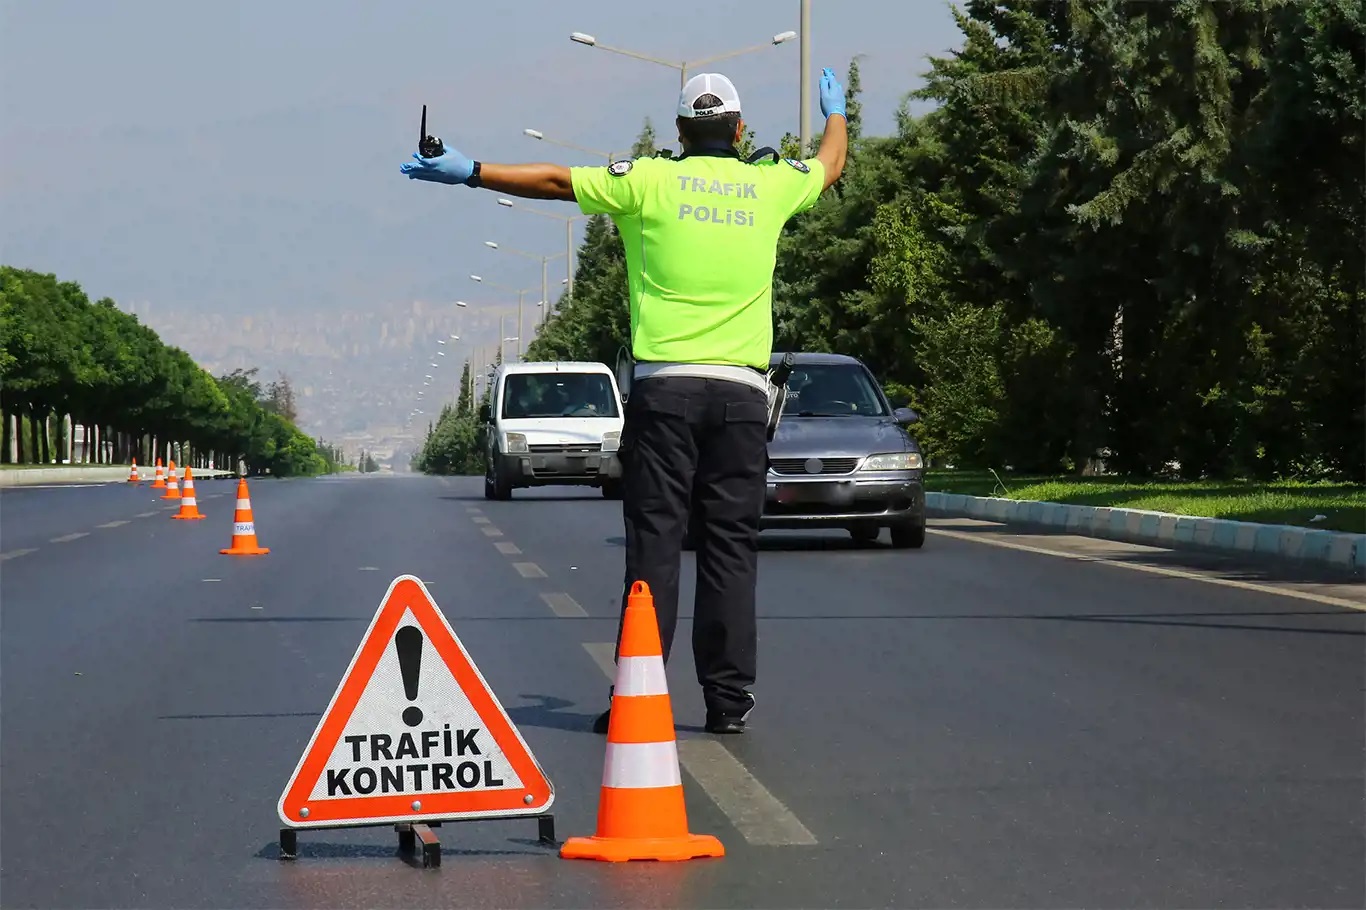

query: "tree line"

left=412, top=358, right=495, bottom=475
left=520, top=0, right=1362, bottom=481
left=1, top=266, right=344, bottom=477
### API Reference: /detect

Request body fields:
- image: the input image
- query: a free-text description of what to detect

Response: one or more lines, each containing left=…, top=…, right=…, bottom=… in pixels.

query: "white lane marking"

left=135, top=511, right=157, bottom=518
left=96, top=520, right=130, bottom=528
left=581, top=641, right=818, bottom=846
left=481, top=526, right=503, bottom=537
left=472, top=516, right=491, bottom=525
left=929, top=527, right=1366, bottom=612
left=677, top=740, right=819, bottom=846
left=541, top=592, right=587, bottom=618
left=582, top=642, right=617, bottom=680
left=50, top=532, right=89, bottom=543
left=358, top=566, right=379, bottom=571
left=203, top=578, right=222, bottom=583
left=465, top=506, right=482, bottom=513
left=514, top=562, right=547, bottom=579
left=0, top=548, right=37, bottom=561
left=495, top=541, right=522, bottom=555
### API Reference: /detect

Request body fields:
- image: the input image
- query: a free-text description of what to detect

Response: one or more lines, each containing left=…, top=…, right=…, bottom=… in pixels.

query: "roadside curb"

left=925, top=492, right=1366, bottom=576
left=0, top=467, right=238, bottom=487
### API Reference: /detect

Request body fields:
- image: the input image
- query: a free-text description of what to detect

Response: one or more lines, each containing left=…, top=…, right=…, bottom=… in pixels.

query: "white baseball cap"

left=677, top=73, right=742, bottom=119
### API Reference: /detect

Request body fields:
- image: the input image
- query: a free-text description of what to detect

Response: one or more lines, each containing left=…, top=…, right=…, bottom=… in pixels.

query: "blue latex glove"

left=819, top=67, right=846, bottom=119
left=400, top=142, right=475, bottom=185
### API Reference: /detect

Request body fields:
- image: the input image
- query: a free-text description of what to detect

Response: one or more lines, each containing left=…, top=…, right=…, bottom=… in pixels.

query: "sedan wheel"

left=890, top=520, right=926, bottom=549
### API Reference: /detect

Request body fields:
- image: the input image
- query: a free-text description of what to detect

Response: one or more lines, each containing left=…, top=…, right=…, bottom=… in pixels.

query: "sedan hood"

left=770, top=416, right=914, bottom=458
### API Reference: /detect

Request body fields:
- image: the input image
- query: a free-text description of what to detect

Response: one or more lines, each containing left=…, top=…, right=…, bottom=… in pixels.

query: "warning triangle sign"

left=277, top=575, right=554, bottom=828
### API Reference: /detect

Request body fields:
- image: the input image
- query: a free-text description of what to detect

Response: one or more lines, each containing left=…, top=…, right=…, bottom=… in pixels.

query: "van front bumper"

left=496, top=450, right=621, bottom=486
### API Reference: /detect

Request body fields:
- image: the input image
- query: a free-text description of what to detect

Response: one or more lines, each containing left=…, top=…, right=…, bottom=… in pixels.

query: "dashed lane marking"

left=581, top=641, right=818, bottom=847
left=495, top=541, right=522, bottom=555
left=50, top=532, right=89, bottom=543
left=0, top=549, right=37, bottom=561
left=540, top=592, right=587, bottom=618
left=96, top=520, right=130, bottom=528
left=202, top=578, right=222, bottom=583
left=135, top=511, right=157, bottom=518
left=929, top=527, right=1366, bottom=612
left=481, top=526, right=503, bottom=537
left=514, top=562, right=547, bottom=579
left=472, top=516, right=491, bottom=524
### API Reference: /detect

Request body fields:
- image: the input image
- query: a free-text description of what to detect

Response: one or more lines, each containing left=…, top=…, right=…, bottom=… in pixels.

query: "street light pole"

left=800, top=0, right=812, bottom=154
left=497, top=198, right=583, bottom=301
left=570, top=30, right=796, bottom=91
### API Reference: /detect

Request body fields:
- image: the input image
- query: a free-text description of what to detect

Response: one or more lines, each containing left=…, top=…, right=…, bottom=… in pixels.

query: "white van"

left=479, top=361, right=625, bottom=500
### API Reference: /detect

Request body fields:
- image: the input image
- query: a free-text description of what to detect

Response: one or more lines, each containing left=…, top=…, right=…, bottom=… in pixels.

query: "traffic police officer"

left=401, top=67, right=849, bottom=734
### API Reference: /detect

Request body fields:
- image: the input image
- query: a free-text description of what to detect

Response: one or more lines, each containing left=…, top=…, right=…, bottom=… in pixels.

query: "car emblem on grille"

left=804, top=458, right=823, bottom=474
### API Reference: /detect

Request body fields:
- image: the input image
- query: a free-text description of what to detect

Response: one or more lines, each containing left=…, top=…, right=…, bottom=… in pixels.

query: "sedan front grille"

left=769, top=457, right=859, bottom=476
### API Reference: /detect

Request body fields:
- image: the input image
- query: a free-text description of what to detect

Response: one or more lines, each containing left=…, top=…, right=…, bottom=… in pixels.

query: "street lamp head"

left=523, top=129, right=544, bottom=140
left=484, top=241, right=498, bottom=249
left=437, top=339, right=445, bottom=344
left=773, top=30, right=797, bottom=44
left=455, top=301, right=468, bottom=308
left=569, top=32, right=597, bottom=46
left=497, top=198, right=515, bottom=207
left=450, top=334, right=460, bottom=340
left=470, top=275, right=483, bottom=282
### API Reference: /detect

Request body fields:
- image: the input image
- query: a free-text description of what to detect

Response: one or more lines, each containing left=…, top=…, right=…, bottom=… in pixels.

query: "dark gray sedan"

left=684, top=352, right=927, bottom=549
left=760, top=352, right=925, bottom=547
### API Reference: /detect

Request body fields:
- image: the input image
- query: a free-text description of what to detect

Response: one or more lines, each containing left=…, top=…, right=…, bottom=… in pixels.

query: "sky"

left=1, top=0, right=966, bottom=326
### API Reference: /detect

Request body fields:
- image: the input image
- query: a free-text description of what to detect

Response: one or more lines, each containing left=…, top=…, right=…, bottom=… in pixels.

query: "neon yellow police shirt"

left=570, top=152, right=825, bottom=370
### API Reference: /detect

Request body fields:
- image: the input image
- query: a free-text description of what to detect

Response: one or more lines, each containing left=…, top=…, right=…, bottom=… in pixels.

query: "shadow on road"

left=507, top=694, right=705, bottom=734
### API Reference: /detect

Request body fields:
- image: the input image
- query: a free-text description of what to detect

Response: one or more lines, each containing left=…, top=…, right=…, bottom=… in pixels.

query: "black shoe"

left=704, top=692, right=755, bottom=735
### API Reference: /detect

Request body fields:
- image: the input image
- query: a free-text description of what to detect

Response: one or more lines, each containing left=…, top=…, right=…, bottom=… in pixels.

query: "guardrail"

left=926, top=492, right=1366, bottom=576
left=0, top=466, right=239, bottom=487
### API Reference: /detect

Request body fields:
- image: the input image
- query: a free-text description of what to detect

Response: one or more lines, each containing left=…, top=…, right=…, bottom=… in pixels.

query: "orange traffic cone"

left=220, top=478, right=269, bottom=555
left=560, top=581, right=724, bottom=863
left=171, top=466, right=205, bottom=520
left=128, top=459, right=140, bottom=483
left=161, top=461, right=181, bottom=500
left=151, top=458, right=166, bottom=489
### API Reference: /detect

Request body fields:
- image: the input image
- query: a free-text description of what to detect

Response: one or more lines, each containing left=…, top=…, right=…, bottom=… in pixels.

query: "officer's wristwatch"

left=467, top=161, right=483, bottom=188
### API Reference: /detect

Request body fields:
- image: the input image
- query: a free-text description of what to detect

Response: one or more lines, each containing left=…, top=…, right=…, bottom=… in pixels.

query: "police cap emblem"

left=608, top=159, right=633, bottom=177
left=783, top=158, right=810, bottom=173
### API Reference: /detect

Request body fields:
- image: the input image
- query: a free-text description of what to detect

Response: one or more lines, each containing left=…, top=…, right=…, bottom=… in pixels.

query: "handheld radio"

left=418, top=104, right=444, bottom=158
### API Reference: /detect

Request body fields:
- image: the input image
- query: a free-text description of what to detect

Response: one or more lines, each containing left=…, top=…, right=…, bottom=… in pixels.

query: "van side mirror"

left=479, top=404, right=491, bottom=423
left=893, top=407, right=920, bottom=425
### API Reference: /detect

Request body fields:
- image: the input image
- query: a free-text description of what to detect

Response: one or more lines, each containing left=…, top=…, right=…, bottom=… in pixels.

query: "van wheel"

left=486, top=464, right=512, bottom=500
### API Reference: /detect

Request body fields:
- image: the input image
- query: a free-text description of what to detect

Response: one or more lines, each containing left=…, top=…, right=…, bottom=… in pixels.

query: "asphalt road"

left=1, top=474, right=1361, bottom=909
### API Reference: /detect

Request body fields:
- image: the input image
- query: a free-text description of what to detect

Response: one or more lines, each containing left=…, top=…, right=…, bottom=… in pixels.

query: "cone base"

left=220, top=546, right=269, bottom=555
left=559, top=833, right=724, bottom=863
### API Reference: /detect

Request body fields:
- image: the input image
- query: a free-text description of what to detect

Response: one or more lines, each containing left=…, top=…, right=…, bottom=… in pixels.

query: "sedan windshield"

left=781, top=364, right=889, bottom=417
left=502, top=372, right=620, bottom=419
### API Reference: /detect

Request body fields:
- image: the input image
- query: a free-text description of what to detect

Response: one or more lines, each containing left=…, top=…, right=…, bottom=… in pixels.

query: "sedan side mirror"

left=893, top=407, right=920, bottom=425
left=479, top=404, right=491, bottom=423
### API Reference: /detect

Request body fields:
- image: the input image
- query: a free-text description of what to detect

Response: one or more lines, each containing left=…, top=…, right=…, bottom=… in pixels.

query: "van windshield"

left=501, top=372, right=620, bottom=419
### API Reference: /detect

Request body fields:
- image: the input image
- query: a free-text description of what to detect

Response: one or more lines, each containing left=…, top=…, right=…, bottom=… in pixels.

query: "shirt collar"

left=674, top=143, right=740, bottom=161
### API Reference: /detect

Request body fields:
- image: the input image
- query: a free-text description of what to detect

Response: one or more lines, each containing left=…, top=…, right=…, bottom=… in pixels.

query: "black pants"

left=615, top=375, right=768, bottom=715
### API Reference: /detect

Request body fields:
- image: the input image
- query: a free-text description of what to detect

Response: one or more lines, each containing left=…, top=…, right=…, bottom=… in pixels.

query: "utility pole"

left=799, top=0, right=811, bottom=154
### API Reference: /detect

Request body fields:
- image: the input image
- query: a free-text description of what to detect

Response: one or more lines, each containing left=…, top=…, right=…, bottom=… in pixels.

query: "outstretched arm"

left=815, top=68, right=849, bottom=190
left=478, top=163, right=575, bottom=201
left=400, top=144, right=575, bottom=201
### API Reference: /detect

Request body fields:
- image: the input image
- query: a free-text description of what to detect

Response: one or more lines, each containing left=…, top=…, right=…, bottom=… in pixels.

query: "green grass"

left=925, top=470, right=1366, bottom=534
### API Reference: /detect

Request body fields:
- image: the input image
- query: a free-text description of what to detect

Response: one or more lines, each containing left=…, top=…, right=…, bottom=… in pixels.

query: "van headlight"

left=600, top=431, right=621, bottom=454
left=860, top=452, right=922, bottom=471
left=504, top=432, right=529, bottom=454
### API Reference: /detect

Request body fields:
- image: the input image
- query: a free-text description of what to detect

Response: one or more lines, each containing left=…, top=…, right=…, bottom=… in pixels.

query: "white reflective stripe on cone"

left=182, top=497, right=197, bottom=506
left=614, top=656, right=669, bottom=697
left=236, top=499, right=251, bottom=509
left=602, top=741, right=682, bottom=789
left=234, top=522, right=255, bottom=534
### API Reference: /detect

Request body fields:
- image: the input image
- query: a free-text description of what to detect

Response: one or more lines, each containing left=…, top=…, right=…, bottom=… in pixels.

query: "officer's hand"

left=819, top=67, right=846, bottom=119
left=400, top=142, right=475, bottom=185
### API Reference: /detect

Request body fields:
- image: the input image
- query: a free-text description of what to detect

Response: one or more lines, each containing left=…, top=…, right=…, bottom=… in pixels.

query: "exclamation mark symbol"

left=395, top=625, right=423, bottom=727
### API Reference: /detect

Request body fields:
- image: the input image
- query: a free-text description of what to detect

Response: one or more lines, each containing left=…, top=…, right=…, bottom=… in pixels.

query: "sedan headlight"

left=860, top=452, right=923, bottom=471
left=600, top=431, right=621, bottom=454
left=504, top=432, right=529, bottom=454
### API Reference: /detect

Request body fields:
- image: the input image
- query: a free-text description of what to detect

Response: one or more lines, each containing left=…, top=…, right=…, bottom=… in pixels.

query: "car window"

left=781, top=364, right=889, bottom=417
left=501, top=372, right=620, bottom=419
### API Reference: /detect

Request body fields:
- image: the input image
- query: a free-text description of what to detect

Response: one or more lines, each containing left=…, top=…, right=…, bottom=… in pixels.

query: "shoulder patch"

left=608, top=160, right=633, bottom=176
left=783, top=158, right=810, bottom=173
